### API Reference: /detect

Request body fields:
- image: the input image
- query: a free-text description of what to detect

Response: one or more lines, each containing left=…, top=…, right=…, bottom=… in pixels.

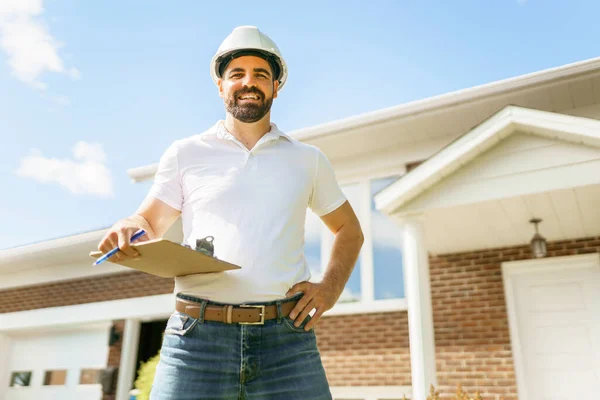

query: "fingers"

left=97, top=229, right=140, bottom=262
left=117, top=231, right=140, bottom=257
left=303, top=308, right=324, bottom=331
left=286, top=282, right=338, bottom=331
left=289, top=286, right=312, bottom=320
left=292, top=298, right=316, bottom=327
left=98, top=234, right=117, bottom=254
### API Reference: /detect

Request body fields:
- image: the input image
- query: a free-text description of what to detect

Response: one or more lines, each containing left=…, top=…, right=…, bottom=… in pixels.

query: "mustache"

left=234, top=87, right=265, bottom=100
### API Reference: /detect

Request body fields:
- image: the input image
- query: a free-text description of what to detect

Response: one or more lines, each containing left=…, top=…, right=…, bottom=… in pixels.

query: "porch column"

left=116, top=319, right=141, bottom=400
left=403, top=216, right=437, bottom=399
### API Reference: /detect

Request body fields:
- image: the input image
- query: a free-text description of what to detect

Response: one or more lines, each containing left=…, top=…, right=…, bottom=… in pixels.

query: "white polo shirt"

left=148, top=121, right=347, bottom=303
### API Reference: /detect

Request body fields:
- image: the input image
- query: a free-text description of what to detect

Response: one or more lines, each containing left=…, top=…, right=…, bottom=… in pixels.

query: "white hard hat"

left=210, top=26, right=288, bottom=91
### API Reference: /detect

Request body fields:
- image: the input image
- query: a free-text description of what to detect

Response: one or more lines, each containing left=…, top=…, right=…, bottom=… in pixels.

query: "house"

left=2, top=56, right=600, bottom=400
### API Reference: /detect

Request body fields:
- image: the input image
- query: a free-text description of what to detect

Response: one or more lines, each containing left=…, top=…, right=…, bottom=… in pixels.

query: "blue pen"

left=93, top=229, right=147, bottom=266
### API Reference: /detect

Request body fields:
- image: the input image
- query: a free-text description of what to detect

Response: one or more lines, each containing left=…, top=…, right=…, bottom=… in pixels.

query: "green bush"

left=133, top=352, right=160, bottom=400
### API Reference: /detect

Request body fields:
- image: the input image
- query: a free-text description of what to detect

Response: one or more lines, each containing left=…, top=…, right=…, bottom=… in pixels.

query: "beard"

left=225, top=87, right=273, bottom=123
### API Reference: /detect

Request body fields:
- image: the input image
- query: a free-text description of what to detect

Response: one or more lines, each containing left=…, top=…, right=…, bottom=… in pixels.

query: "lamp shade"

left=530, top=233, right=547, bottom=258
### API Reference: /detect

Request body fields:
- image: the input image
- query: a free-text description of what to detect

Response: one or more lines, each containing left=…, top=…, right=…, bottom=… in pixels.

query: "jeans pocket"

left=164, top=311, right=199, bottom=336
left=282, top=314, right=314, bottom=333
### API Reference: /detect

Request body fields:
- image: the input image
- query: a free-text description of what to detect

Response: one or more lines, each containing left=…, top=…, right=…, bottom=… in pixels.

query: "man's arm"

left=97, top=197, right=181, bottom=261
left=287, top=200, right=364, bottom=330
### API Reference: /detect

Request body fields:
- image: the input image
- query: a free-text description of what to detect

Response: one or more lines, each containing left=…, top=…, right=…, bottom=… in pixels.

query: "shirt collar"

left=201, top=120, right=292, bottom=143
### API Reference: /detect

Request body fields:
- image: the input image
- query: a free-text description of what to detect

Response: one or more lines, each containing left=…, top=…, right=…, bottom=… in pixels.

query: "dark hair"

left=218, top=49, right=281, bottom=82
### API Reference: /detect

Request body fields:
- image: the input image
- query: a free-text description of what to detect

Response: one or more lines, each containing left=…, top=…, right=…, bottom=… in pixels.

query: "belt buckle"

left=239, top=304, right=265, bottom=325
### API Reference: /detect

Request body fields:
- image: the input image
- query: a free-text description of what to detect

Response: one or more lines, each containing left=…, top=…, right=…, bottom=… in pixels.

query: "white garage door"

left=5, top=326, right=110, bottom=400
left=505, top=255, right=600, bottom=400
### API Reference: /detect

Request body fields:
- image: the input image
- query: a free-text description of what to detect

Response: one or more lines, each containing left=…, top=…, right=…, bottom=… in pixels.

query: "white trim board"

left=0, top=295, right=407, bottom=333
left=0, top=294, right=175, bottom=333
left=326, top=298, right=407, bottom=316
left=502, top=253, right=600, bottom=400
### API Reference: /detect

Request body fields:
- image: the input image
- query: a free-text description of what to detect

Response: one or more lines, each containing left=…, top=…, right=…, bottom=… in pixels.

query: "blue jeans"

left=150, top=293, right=332, bottom=400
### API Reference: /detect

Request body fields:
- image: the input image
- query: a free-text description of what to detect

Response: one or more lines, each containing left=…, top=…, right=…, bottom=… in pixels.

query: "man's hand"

left=97, top=198, right=179, bottom=263
left=286, top=281, right=340, bottom=331
left=97, top=217, right=150, bottom=262
left=285, top=201, right=363, bottom=331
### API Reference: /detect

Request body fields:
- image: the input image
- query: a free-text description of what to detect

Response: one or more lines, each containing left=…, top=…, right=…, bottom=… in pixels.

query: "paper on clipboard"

left=89, top=238, right=241, bottom=278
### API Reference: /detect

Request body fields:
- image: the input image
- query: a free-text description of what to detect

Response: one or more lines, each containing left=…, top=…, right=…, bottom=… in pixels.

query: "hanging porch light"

left=529, top=218, right=547, bottom=258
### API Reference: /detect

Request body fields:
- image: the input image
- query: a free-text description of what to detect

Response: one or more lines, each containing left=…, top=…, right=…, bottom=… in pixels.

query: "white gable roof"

left=375, top=106, right=600, bottom=216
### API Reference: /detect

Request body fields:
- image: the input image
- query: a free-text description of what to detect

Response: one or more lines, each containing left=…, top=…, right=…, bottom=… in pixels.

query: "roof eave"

left=0, top=229, right=108, bottom=268
left=374, top=106, right=600, bottom=216
left=288, top=56, right=600, bottom=142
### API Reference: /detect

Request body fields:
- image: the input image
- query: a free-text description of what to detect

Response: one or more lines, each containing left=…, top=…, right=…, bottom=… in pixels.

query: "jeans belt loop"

left=198, top=300, right=208, bottom=324
left=223, top=305, right=233, bottom=324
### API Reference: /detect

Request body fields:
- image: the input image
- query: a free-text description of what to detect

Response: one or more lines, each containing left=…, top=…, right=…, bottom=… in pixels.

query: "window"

left=305, top=208, right=322, bottom=283
left=371, top=177, right=404, bottom=300
left=10, top=371, right=32, bottom=387
left=79, top=369, right=102, bottom=385
left=43, top=370, right=67, bottom=386
left=304, top=175, right=405, bottom=306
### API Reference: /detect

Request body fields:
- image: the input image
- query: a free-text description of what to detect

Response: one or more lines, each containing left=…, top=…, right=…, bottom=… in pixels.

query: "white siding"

left=561, top=103, right=600, bottom=120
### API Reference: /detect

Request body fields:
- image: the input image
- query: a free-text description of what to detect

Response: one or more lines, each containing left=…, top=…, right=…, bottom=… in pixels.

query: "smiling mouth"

left=238, top=94, right=261, bottom=101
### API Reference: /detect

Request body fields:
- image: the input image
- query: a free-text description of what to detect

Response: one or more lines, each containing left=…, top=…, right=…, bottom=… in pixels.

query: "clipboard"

left=89, top=238, right=241, bottom=278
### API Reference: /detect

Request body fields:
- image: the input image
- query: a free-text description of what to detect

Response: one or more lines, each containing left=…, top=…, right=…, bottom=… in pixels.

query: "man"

left=97, top=25, right=364, bottom=399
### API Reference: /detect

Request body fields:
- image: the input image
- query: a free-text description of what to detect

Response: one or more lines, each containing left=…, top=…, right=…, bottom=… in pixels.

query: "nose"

left=242, top=74, right=258, bottom=87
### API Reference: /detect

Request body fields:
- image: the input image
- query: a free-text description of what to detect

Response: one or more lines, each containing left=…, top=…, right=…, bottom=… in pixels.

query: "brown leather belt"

left=175, top=298, right=297, bottom=325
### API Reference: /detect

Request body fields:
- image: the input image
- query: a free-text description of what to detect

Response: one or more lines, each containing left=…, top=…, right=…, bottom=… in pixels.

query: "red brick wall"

left=316, top=312, right=411, bottom=387
left=0, top=271, right=173, bottom=314
left=1, top=236, right=599, bottom=400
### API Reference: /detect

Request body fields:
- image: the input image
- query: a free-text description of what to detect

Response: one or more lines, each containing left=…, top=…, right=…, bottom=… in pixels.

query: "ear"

left=218, top=78, right=225, bottom=99
left=273, top=80, right=279, bottom=99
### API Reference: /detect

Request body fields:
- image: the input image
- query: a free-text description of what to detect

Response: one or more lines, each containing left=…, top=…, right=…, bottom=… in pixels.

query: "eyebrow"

left=228, top=67, right=272, bottom=77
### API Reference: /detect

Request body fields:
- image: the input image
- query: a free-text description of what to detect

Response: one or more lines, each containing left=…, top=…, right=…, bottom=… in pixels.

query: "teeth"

left=240, top=95, right=259, bottom=100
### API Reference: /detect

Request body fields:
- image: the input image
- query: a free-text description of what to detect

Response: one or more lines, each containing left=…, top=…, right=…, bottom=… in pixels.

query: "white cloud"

left=0, top=0, right=79, bottom=89
left=73, top=141, right=107, bottom=163
left=517, top=0, right=527, bottom=5
left=15, top=141, right=114, bottom=197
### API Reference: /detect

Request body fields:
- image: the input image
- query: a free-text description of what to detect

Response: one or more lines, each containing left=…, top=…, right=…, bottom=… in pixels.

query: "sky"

left=1, top=0, right=600, bottom=252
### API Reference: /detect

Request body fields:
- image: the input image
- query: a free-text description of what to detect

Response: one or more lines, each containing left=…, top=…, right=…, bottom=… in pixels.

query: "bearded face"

left=219, top=55, right=278, bottom=123
left=225, top=86, right=273, bottom=123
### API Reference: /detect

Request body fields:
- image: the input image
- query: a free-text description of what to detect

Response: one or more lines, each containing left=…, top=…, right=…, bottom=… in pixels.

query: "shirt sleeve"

left=147, top=141, right=183, bottom=211
left=308, top=147, right=347, bottom=216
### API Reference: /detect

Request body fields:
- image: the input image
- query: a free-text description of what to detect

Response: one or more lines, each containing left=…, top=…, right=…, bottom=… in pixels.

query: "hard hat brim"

left=215, top=49, right=282, bottom=82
